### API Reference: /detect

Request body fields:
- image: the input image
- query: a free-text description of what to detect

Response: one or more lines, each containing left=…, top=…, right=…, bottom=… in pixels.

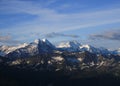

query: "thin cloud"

left=0, top=0, right=120, bottom=39
left=45, top=32, right=80, bottom=38
left=0, top=35, right=21, bottom=44
left=0, top=35, right=11, bottom=42
left=45, top=0, right=57, bottom=6
left=90, top=29, right=120, bottom=41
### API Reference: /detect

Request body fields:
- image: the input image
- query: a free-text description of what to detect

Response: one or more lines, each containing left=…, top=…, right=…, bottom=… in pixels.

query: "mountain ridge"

left=0, top=39, right=119, bottom=58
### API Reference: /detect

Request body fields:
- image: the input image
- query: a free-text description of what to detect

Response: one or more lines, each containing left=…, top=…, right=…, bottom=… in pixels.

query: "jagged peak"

left=33, top=38, right=54, bottom=48
left=42, top=38, right=48, bottom=42
left=80, top=44, right=92, bottom=49
left=42, top=39, right=51, bottom=44
left=34, top=38, right=50, bottom=44
left=57, top=41, right=81, bottom=48
left=34, top=39, right=41, bottom=44
left=42, top=38, right=55, bottom=48
left=17, top=43, right=28, bottom=48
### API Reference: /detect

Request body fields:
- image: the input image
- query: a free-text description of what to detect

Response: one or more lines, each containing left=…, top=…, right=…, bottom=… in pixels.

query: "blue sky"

left=0, top=0, right=120, bottom=49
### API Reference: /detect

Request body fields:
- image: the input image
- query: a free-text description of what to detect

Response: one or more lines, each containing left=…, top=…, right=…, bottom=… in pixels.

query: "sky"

left=0, top=0, right=120, bottom=50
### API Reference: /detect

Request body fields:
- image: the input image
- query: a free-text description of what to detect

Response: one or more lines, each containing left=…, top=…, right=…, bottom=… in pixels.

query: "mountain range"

left=1, top=39, right=120, bottom=86
left=0, top=39, right=120, bottom=72
left=0, top=39, right=119, bottom=58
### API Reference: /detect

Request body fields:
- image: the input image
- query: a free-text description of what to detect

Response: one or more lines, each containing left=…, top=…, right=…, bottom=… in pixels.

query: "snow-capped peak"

left=57, top=41, right=81, bottom=48
left=57, top=41, right=81, bottom=52
left=34, top=39, right=52, bottom=46
left=42, top=39, right=50, bottom=45
left=0, top=43, right=28, bottom=56
left=79, top=44, right=96, bottom=53
left=57, top=41, right=110, bottom=54
left=17, top=43, right=28, bottom=48
left=34, top=39, right=41, bottom=44
left=42, top=39, right=55, bottom=49
left=79, top=45, right=110, bottom=54
left=80, top=44, right=91, bottom=50
left=42, top=38, right=47, bottom=42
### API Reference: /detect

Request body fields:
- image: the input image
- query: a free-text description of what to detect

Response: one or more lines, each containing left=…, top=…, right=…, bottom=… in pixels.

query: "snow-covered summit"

left=42, top=39, right=55, bottom=48
left=57, top=41, right=81, bottom=48
left=34, top=39, right=41, bottom=44
left=57, top=41, right=81, bottom=52
left=57, top=41, right=110, bottom=55
left=0, top=43, right=28, bottom=56
left=4, top=39, right=55, bottom=58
